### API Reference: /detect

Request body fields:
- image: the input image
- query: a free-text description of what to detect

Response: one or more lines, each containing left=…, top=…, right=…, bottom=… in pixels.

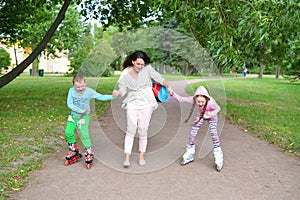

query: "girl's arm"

left=208, top=99, right=221, bottom=116
left=172, top=92, right=194, bottom=104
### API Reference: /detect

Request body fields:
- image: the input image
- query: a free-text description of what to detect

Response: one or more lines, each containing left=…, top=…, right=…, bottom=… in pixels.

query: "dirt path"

left=9, top=79, right=300, bottom=200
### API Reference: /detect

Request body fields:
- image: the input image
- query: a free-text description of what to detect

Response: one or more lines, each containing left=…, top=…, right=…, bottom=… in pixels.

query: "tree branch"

left=0, top=0, right=71, bottom=88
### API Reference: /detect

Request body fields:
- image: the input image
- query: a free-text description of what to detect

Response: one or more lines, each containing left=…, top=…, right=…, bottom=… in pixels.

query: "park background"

left=0, top=0, right=299, bottom=199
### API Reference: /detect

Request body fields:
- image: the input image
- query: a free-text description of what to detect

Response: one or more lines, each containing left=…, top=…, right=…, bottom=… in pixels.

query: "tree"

left=78, top=1, right=246, bottom=74
left=79, top=0, right=299, bottom=78
left=0, top=0, right=71, bottom=88
left=0, top=47, right=11, bottom=70
left=275, top=1, right=300, bottom=79
left=78, top=0, right=157, bottom=30
left=1, top=0, right=298, bottom=88
left=11, top=2, right=83, bottom=76
left=68, top=23, right=107, bottom=75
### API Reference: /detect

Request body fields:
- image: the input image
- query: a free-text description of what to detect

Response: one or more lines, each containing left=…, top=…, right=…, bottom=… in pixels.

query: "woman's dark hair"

left=123, top=50, right=151, bottom=69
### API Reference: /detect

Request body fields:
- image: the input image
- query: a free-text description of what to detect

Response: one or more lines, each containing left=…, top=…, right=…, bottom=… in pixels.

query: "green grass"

left=189, top=77, right=300, bottom=157
left=0, top=74, right=299, bottom=198
left=0, top=75, right=118, bottom=198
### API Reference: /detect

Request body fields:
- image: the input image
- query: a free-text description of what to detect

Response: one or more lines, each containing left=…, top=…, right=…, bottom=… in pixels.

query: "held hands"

left=112, top=90, right=122, bottom=97
left=112, top=87, right=173, bottom=97
left=167, top=87, right=174, bottom=96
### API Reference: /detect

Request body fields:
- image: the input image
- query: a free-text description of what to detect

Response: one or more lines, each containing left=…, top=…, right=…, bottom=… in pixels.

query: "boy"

left=64, top=73, right=114, bottom=169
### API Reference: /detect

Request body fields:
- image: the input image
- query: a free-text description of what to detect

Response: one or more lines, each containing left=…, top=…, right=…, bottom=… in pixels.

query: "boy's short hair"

left=72, top=73, right=86, bottom=85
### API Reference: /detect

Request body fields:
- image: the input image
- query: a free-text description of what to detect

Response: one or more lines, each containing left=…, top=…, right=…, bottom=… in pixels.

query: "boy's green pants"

left=65, top=115, right=92, bottom=148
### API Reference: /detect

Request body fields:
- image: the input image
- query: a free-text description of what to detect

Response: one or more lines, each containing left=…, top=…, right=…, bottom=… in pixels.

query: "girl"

left=113, top=50, right=173, bottom=167
left=172, top=86, right=224, bottom=171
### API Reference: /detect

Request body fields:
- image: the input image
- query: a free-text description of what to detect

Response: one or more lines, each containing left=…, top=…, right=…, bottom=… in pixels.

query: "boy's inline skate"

left=213, top=147, right=224, bottom=172
left=181, top=144, right=195, bottom=166
left=65, top=143, right=82, bottom=166
left=84, top=147, right=94, bottom=169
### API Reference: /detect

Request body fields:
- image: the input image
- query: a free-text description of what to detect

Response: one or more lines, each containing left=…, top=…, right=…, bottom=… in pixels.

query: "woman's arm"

left=115, top=70, right=129, bottom=97
left=147, top=65, right=174, bottom=94
left=147, top=64, right=165, bottom=85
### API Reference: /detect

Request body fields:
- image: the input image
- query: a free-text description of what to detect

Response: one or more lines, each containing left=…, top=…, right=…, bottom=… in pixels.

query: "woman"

left=113, top=50, right=173, bottom=167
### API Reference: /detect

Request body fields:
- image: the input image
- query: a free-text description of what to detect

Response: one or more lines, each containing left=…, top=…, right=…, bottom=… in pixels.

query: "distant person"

left=231, top=66, right=235, bottom=74
left=242, top=68, right=248, bottom=77
left=113, top=50, right=173, bottom=168
left=64, top=73, right=115, bottom=169
left=171, top=86, right=224, bottom=171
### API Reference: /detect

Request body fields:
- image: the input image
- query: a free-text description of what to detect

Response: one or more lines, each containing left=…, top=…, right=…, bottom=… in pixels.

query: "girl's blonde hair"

left=185, top=95, right=208, bottom=124
left=72, top=73, right=86, bottom=85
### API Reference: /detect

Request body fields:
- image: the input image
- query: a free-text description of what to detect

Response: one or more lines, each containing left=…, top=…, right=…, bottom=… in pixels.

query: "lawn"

left=0, top=75, right=118, bottom=198
left=188, top=77, right=300, bottom=157
left=0, top=74, right=299, bottom=198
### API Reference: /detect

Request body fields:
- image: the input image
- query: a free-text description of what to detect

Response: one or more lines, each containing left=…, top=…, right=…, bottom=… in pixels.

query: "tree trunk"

left=208, top=61, right=214, bottom=77
left=31, top=59, right=39, bottom=77
left=183, top=65, right=188, bottom=75
left=13, top=45, right=18, bottom=66
left=0, top=0, right=71, bottom=88
left=275, top=66, right=280, bottom=79
left=258, top=61, right=264, bottom=79
left=31, top=61, right=37, bottom=76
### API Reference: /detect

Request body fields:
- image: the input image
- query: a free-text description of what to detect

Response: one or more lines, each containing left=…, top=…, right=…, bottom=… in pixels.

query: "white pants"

left=124, top=105, right=153, bottom=154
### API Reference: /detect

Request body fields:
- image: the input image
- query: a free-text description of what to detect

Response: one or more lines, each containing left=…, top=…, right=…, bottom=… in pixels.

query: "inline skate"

left=84, top=147, right=94, bottom=169
left=213, top=147, right=224, bottom=172
left=181, top=144, right=195, bottom=166
left=65, top=143, right=82, bottom=166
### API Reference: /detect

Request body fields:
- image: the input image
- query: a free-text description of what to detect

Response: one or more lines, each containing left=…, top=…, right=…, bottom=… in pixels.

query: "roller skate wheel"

left=86, top=163, right=93, bottom=169
left=65, top=160, right=70, bottom=166
left=216, top=164, right=223, bottom=172
left=181, top=159, right=194, bottom=166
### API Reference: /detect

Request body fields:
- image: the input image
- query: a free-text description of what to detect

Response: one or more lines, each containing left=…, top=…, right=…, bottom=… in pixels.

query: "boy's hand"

left=112, top=90, right=121, bottom=97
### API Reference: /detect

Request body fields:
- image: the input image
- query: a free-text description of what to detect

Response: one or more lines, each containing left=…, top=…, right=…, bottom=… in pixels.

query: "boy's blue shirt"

left=67, top=86, right=113, bottom=116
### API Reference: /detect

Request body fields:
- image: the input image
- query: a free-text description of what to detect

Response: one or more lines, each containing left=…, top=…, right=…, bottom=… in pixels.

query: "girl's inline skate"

left=181, top=144, right=195, bottom=166
left=65, top=143, right=82, bottom=166
left=84, top=147, right=94, bottom=169
left=213, top=147, right=224, bottom=172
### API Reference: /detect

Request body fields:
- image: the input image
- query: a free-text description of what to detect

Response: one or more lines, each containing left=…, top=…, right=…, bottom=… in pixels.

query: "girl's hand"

left=167, top=87, right=174, bottom=96
left=204, top=112, right=212, bottom=119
